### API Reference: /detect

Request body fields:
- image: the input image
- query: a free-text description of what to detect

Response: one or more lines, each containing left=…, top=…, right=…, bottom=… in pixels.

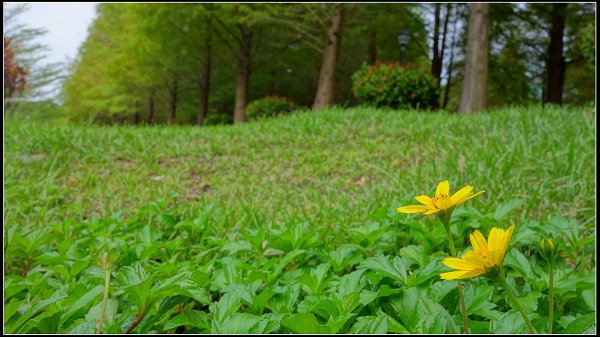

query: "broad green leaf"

left=210, top=291, right=241, bottom=322
left=163, top=310, right=211, bottom=331
left=504, top=249, right=534, bottom=278
left=222, top=240, right=253, bottom=255
left=562, top=313, right=595, bottom=334
left=464, top=283, right=496, bottom=315
left=7, top=293, right=68, bottom=334
left=359, top=255, right=407, bottom=285
left=282, top=312, right=331, bottom=334
left=266, top=249, right=306, bottom=285
left=58, top=284, right=104, bottom=329
left=427, top=281, right=456, bottom=302
left=581, top=288, right=595, bottom=311
left=390, top=287, right=419, bottom=331
left=349, top=315, right=388, bottom=334
left=417, top=297, right=457, bottom=334
left=490, top=310, right=528, bottom=334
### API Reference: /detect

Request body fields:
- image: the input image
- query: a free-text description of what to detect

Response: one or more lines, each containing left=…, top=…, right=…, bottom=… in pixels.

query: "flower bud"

left=540, top=238, right=558, bottom=263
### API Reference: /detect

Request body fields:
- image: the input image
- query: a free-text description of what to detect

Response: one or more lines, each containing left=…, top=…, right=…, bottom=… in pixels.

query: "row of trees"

left=5, top=3, right=595, bottom=124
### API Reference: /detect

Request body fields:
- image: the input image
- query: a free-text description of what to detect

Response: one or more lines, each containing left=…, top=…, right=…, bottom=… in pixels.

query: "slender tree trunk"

left=458, top=3, right=489, bottom=113
left=312, top=4, right=345, bottom=110
left=367, top=31, right=377, bottom=65
left=430, top=3, right=442, bottom=109
left=168, top=78, right=178, bottom=125
left=197, top=21, right=212, bottom=125
left=147, top=88, right=155, bottom=124
left=443, top=9, right=458, bottom=109
left=233, top=22, right=252, bottom=124
left=544, top=3, right=567, bottom=105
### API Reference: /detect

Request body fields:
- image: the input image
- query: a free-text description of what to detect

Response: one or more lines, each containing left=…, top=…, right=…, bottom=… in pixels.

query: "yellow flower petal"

left=415, top=195, right=435, bottom=207
left=450, top=185, right=473, bottom=204
left=458, top=268, right=486, bottom=279
left=470, top=230, right=488, bottom=253
left=455, top=190, right=485, bottom=206
left=424, top=208, right=441, bottom=215
left=463, top=255, right=487, bottom=268
left=503, top=225, right=515, bottom=252
left=440, top=270, right=471, bottom=280
left=436, top=180, right=450, bottom=197
left=442, top=257, right=478, bottom=271
left=397, top=205, right=430, bottom=214
left=487, top=227, right=503, bottom=252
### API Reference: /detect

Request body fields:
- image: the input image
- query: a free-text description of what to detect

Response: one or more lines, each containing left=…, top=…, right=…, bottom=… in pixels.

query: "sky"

left=4, top=2, right=98, bottom=66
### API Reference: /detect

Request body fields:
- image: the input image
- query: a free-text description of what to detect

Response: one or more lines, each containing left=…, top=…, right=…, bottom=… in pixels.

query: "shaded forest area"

left=4, top=3, right=596, bottom=125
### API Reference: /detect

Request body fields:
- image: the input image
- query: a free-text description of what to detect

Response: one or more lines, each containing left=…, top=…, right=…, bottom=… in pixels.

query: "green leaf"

left=359, top=255, right=407, bottom=285
left=390, top=287, right=419, bottom=331
left=266, top=249, right=306, bottom=285
left=563, top=313, right=595, bottom=334
left=7, top=293, right=68, bottom=334
left=493, top=198, right=525, bottom=220
left=490, top=310, right=528, bottom=334
left=3, top=300, right=24, bottom=326
left=417, top=297, right=457, bottom=334
left=58, top=284, right=104, bottom=329
left=349, top=315, right=388, bottom=334
left=427, top=281, right=456, bottom=302
left=464, top=283, right=496, bottom=315
left=282, top=312, right=331, bottom=334
left=504, top=249, right=534, bottom=278
left=581, top=288, right=595, bottom=311
left=163, top=310, right=211, bottom=331
left=210, top=291, right=241, bottom=322
left=222, top=240, right=253, bottom=255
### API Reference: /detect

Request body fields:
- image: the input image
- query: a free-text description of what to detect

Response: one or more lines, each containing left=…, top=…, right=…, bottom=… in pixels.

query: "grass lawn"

left=3, top=104, right=596, bottom=334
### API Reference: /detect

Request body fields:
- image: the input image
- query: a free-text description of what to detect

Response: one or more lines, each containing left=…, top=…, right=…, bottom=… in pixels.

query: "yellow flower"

left=396, top=180, right=485, bottom=215
left=440, top=225, right=515, bottom=280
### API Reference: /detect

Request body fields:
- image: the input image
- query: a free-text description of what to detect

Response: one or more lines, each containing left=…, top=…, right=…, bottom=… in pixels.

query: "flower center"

left=475, top=250, right=488, bottom=260
left=431, top=193, right=449, bottom=209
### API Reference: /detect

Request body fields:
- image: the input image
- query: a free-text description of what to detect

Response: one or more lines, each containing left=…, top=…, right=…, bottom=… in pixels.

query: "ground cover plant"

left=3, top=105, right=596, bottom=334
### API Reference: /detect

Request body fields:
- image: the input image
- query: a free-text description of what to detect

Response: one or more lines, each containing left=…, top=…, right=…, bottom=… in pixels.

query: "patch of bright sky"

left=4, top=2, right=98, bottom=66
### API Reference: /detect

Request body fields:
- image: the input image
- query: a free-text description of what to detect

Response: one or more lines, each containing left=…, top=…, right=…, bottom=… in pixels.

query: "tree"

left=4, top=38, right=28, bottom=99
left=544, top=3, right=568, bottom=105
left=312, top=3, right=345, bottom=110
left=3, top=4, right=63, bottom=114
left=458, top=3, right=489, bottom=113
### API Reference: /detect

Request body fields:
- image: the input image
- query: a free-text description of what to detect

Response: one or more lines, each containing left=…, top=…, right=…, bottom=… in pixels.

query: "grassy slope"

left=4, top=104, right=596, bottom=234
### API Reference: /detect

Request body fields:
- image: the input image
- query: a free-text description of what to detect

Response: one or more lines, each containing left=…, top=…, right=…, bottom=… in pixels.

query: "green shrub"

left=246, top=95, right=296, bottom=120
left=204, top=113, right=233, bottom=126
left=352, top=60, right=440, bottom=110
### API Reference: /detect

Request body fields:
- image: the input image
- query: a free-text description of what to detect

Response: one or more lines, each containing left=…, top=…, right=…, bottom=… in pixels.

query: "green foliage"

left=352, top=61, right=440, bottom=110
left=246, top=95, right=297, bottom=121
left=4, top=105, right=595, bottom=334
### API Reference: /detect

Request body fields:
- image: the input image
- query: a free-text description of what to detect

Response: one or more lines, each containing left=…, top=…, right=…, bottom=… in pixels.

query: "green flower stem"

left=495, top=269, right=537, bottom=334
left=548, top=264, right=554, bottom=334
left=442, top=221, right=470, bottom=334
left=96, top=269, right=111, bottom=334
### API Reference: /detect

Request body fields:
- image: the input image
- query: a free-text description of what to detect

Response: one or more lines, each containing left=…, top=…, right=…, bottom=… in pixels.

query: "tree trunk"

left=197, top=21, right=212, bottom=125
left=458, top=3, right=489, bottom=114
left=147, top=88, right=155, bottom=124
left=312, top=4, right=344, bottom=111
left=544, top=3, right=567, bottom=105
left=430, top=3, right=442, bottom=109
left=367, top=31, right=377, bottom=65
left=442, top=8, right=458, bottom=109
left=233, top=22, right=252, bottom=124
left=168, top=78, right=178, bottom=125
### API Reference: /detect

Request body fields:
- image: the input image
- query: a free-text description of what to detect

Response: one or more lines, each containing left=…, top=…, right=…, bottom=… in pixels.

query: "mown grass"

left=3, top=104, right=596, bottom=334
left=4, top=104, right=596, bottom=231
